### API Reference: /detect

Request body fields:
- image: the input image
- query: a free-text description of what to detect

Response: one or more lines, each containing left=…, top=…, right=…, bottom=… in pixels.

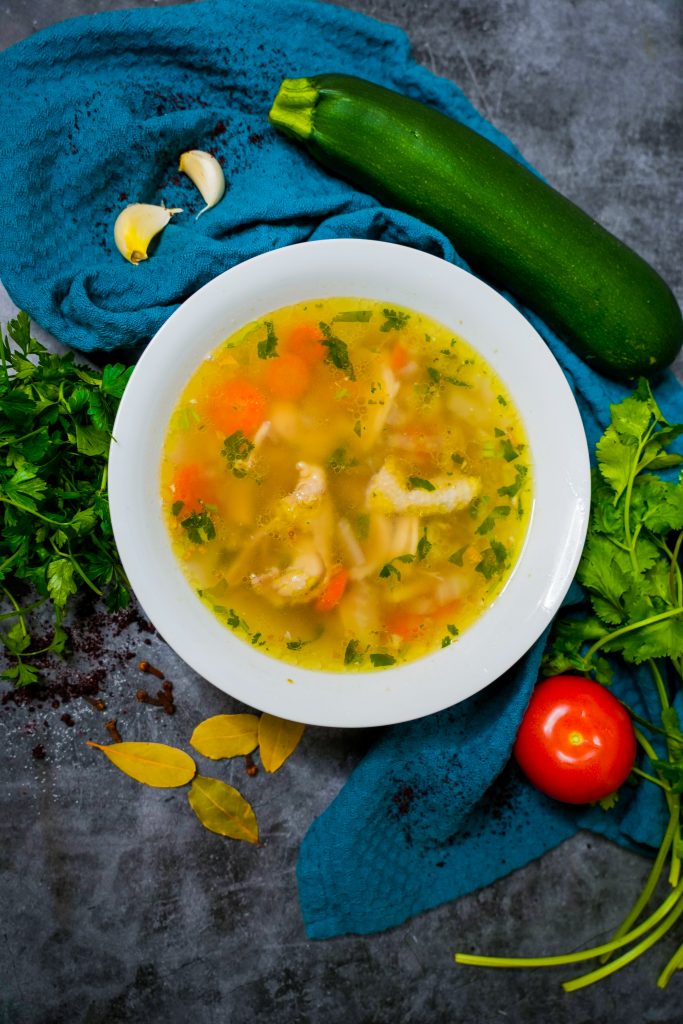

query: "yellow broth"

left=160, top=298, right=532, bottom=671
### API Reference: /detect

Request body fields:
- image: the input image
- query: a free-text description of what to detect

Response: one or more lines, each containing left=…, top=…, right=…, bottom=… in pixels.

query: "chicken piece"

left=349, top=513, right=420, bottom=581
left=360, top=366, right=400, bottom=449
left=226, top=462, right=335, bottom=608
left=366, top=460, right=479, bottom=516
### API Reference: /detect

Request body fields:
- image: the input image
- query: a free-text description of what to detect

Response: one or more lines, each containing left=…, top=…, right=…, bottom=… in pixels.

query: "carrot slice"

left=287, top=323, right=326, bottom=364
left=315, top=567, right=349, bottom=612
left=384, top=610, right=430, bottom=641
left=264, top=352, right=311, bottom=401
left=389, top=343, right=409, bottom=372
left=385, top=599, right=460, bottom=641
left=171, top=463, right=212, bottom=512
left=205, top=379, right=266, bottom=436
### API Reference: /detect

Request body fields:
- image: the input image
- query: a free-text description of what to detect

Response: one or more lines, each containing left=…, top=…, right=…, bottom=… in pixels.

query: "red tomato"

left=513, top=675, right=636, bottom=804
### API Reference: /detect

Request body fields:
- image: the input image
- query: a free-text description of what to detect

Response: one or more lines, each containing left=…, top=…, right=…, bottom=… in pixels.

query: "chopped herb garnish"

left=494, top=427, right=505, bottom=437
left=380, top=308, right=410, bottom=332
left=180, top=510, right=216, bottom=544
left=256, top=321, right=278, bottom=359
left=497, top=394, right=508, bottom=407
left=447, top=624, right=459, bottom=636
left=379, top=562, right=402, bottom=580
left=427, top=364, right=470, bottom=388
left=226, top=608, right=248, bottom=632
left=476, top=505, right=512, bottom=536
left=476, top=539, right=508, bottom=579
left=332, top=310, right=372, bottom=322
left=417, top=528, right=432, bottom=561
left=353, top=419, right=362, bottom=437
left=171, top=500, right=185, bottom=517
left=408, top=476, right=436, bottom=492
left=451, top=453, right=465, bottom=467
left=319, top=322, right=356, bottom=379
left=344, top=639, right=364, bottom=665
left=370, top=652, right=397, bottom=667
left=328, top=447, right=358, bottom=473
left=379, top=553, right=415, bottom=581
left=441, top=636, right=452, bottom=648
left=498, top=464, right=529, bottom=498
left=448, top=546, right=467, bottom=566
left=221, top=430, right=254, bottom=477
left=500, top=438, right=520, bottom=462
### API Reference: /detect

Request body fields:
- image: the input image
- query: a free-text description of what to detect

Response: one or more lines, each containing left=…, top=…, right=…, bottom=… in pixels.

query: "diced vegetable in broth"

left=160, top=298, right=532, bottom=671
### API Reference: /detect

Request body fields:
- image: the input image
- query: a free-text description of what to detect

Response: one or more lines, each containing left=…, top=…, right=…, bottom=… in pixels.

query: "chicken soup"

left=160, top=298, right=531, bottom=671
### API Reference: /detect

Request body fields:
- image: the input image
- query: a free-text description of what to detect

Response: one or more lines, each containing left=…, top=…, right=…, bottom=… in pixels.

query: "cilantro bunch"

left=541, top=381, right=683, bottom=988
left=0, top=314, right=133, bottom=686
left=458, top=381, right=683, bottom=990
left=546, top=380, right=683, bottom=681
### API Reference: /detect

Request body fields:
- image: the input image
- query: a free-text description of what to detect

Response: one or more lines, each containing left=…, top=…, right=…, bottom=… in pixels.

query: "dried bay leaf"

left=86, top=740, right=196, bottom=788
left=188, top=775, right=259, bottom=843
left=190, top=713, right=259, bottom=760
left=258, top=713, right=305, bottom=773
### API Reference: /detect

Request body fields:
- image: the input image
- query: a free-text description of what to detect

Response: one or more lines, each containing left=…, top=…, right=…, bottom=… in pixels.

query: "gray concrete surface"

left=1, top=2, right=682, bottom=1023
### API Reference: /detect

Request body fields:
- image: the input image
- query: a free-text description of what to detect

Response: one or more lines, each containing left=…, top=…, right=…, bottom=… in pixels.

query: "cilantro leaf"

left=319, top=322, right=356, bottom=379
left=379, top=309, right=409, bottom=332
left=256, top=321, right=278, bottom=359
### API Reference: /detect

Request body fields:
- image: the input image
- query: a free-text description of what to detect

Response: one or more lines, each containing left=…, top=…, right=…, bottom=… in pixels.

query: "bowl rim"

left=108, top=239, right=590, bottom=728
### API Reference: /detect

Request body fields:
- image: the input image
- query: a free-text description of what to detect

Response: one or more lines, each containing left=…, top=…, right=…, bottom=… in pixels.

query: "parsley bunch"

left=0, top=314, right=133, bottom=686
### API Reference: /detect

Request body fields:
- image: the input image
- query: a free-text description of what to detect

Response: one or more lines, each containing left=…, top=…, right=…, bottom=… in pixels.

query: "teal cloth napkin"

left=0, top=0, right=681, bottom=939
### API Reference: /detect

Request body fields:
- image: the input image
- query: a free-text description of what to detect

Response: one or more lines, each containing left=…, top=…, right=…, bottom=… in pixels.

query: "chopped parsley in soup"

left=160, top=298, right=531, bottom=671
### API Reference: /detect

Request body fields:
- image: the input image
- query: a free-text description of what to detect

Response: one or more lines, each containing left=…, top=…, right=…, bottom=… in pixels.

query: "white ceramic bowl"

left=108, top=239, right=590, bottom=728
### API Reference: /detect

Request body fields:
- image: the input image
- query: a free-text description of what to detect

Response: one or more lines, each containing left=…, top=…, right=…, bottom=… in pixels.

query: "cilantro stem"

left=599, top=792, right=679, bottom=962
left=621, top=703, right=679, bottom=742
left=630, top=766, right=671, bottom=791
left=584, top=606, right=683, bottom=663
left=634, top=727, right=675, bottom=813
left=455, top=880, right=683, bottom=970
left=657, top=939, right=683, bottom=988
left=563, top=890, right=683, bottom=992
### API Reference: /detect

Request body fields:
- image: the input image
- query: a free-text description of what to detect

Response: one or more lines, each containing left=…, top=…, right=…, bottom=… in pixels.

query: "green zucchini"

left=269, top=74, right=682, bottom=381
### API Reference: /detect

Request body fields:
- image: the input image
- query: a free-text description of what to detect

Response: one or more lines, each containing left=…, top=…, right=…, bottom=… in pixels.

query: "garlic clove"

left=178, top=150, right=226, bottom=218
left=114, top=203, right=183, bottom=264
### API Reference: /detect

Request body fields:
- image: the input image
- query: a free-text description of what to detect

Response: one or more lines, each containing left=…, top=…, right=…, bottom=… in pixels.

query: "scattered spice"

left=245, top=753, right=258, bottom=777
left=136, top=679, right=175, bottom=715
left=83, top=696, right=107, bottom=712
left=138, top=660, right=164, bottom=680
left=105, top=719, right=122, bottom=743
